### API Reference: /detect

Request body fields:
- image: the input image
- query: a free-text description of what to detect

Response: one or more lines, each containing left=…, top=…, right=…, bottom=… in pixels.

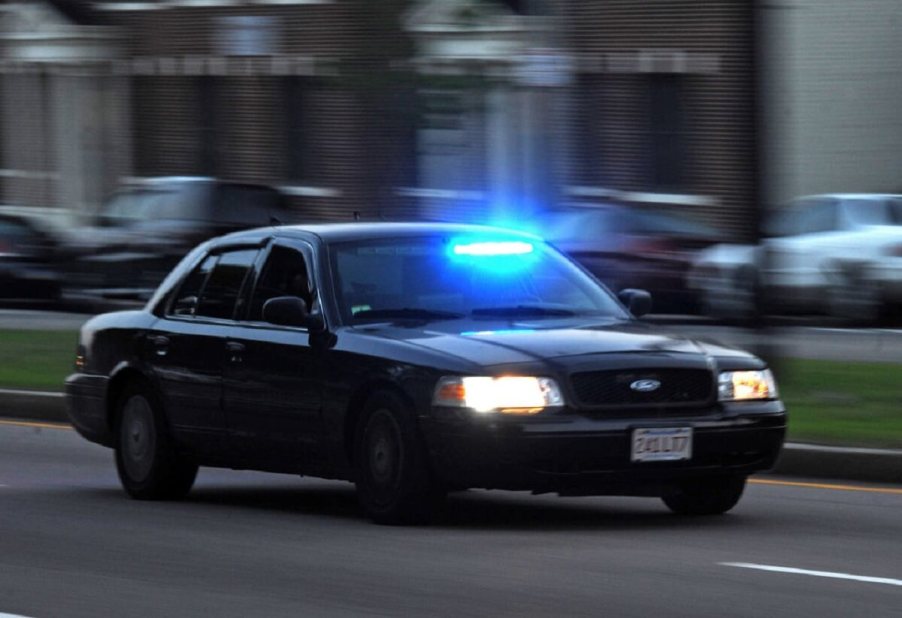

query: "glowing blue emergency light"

left=460, top=329, right=536, bottom=336
left=451, top=241, right=534, bottom=256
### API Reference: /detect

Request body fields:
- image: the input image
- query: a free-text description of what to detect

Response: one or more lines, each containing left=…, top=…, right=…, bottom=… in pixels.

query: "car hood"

left=351, top=319, right=753, bottom=369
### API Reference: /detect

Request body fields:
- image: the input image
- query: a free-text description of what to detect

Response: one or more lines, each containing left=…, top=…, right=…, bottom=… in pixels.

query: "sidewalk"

left=3, top=387, right=900, bottom=486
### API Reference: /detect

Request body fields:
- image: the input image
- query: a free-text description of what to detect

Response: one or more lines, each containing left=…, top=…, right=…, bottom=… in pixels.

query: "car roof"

left=212, top=221, right=543, bottom=246
left=797, top=193, right=902, bottom=201
left=123, top=176, right=284, bottom=191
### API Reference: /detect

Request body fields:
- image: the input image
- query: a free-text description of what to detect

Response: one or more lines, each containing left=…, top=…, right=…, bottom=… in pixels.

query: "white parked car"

left=689, top=194, right=902, bottom=321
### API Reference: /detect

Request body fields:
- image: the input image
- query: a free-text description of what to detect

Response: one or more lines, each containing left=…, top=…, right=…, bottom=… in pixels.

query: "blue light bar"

left=452, top=241, right=534, bottom=256
left=460, top=329, right=536, bottom=336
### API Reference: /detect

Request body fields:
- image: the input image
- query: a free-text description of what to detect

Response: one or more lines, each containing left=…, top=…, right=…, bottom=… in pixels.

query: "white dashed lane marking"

left=721, top=563, right=902, bottom=587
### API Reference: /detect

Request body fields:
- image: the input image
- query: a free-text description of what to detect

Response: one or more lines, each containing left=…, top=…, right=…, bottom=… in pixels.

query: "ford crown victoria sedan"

left=65, top=223, right=786, bottom=524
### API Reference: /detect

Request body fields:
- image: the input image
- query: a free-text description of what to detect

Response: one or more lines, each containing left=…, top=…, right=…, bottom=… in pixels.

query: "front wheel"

left=114, top=383, right=198, bottom=500
left=353, top=391, right=443, bottom=525
left=662, top=476, right=746, bottom=516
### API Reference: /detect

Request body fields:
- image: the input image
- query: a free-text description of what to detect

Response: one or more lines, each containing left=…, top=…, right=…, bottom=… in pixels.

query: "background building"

left=761, top=0, right=902, bottom=205
left=2, top=0, right=900, bottom=241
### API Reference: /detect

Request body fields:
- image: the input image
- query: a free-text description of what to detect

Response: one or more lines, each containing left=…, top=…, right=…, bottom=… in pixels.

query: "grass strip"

left=0, top=329, right=899, bottom=448
left=0, top=329, right=77, bottom=391
left=778, top=358, right=902, bottom=449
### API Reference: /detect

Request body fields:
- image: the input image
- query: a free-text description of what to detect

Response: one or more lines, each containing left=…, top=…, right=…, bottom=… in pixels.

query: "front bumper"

left=421, top=402, right=786, bottom=496
left=64, top=373, right=113, bottom=447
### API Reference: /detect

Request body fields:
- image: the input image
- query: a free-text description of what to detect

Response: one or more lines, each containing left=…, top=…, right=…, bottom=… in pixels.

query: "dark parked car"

left=66, top=177, right=292, bottom=300
left=65, top=222, right=785, bottom=524
left=540, top=204, right=723, bottom=313
left=0, top=208, right=75, bottom=301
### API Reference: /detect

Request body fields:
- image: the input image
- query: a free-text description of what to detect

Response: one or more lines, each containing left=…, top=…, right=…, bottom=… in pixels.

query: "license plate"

left=631, top=427, right=693, bottom=462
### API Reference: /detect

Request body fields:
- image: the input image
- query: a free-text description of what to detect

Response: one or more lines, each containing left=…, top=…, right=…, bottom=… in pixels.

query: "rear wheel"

left=114, top=382, right=197, bottom=500
left=662, top=476, right=746, bottom=516
left=353, top=391, right=443, bottom=525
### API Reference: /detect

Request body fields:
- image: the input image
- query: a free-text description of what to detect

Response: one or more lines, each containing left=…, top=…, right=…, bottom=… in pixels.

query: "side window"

left=194, top=249, right=259, bottom=319
left=766, top=209, right=798, bottom=237
left=800, top=200, right=838, bottom=233
left=890, top=198, right=902, bottom=225
left=215, top=185, right=285, bottom=226
left=170, top=255, right=217, bottom=316
left=247, top=245, right=313, bottom=322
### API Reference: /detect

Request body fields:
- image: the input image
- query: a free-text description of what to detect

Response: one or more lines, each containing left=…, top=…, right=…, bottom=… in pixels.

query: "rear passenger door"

left=148, top=246, right=261, bottom=460
left=221, top=241, right=325, bottom=471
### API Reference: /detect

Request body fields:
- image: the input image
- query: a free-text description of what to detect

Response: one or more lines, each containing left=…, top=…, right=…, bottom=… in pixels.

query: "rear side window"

left=170, top=255, right=217, bottom=316
left=799, top=199, right=838, bottom=233
left=0, top=218, right=34, bottom=245
left=169, top=249, right=258, bottom=319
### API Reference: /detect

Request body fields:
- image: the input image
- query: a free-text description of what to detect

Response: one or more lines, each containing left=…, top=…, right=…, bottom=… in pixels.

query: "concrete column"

left=51, top=70, right=85, bottom=214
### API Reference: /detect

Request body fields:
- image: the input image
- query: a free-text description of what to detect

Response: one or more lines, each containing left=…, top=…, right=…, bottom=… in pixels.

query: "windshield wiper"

left=353, top=308, right=464, bottom=321
left=471, top=305, right=577, bottom=318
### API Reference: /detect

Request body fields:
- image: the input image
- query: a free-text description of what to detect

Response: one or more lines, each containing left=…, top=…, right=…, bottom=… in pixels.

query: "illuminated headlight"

left=433, top=376, right=564, bottom=415
left=718, top=369, right=778, bottom=401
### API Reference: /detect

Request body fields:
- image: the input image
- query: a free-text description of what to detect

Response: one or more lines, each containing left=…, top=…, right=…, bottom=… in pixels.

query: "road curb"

left=0, top=389, right=67, bottom=423
left=2, top=388, right=900, bottom=486
left=772, top=443, right=902, bottom=485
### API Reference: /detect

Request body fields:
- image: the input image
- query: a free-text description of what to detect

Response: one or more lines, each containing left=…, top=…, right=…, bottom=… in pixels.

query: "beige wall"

left=764, top=0, right=902, bottom=205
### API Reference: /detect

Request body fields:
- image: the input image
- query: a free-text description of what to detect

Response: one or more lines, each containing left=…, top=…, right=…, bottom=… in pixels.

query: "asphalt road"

left=1, top=421, right=900, bottom=618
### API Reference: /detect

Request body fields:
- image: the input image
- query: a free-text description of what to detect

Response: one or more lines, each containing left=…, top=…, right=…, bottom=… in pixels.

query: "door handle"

left=226, top=341, right=245, bottom=363
left=151, top=335, right=169, bottom=357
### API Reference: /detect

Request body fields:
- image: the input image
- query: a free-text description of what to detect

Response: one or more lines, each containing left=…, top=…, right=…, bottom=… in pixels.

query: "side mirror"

left=618, top=288, right=653, bottom=318
left=262, top=296, right=324, bottom=330
left=173, top=295, right=198, bottom=316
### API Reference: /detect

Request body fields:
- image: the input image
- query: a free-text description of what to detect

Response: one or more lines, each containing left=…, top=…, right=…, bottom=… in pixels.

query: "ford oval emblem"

left=630, top=379, right=661, bottom=393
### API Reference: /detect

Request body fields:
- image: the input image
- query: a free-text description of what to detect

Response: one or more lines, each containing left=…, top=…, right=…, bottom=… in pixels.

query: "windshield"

left=329, top=235, right=629, bottom=324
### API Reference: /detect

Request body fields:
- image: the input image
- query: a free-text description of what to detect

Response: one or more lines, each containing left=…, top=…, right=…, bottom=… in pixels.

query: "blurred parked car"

left=0, top=207, right=77, bottom=302
left=540, top=204, right=723, bottom=314
left=689, top=194, right=902, bottom=321
left=66, top=177, right=293, bottom=301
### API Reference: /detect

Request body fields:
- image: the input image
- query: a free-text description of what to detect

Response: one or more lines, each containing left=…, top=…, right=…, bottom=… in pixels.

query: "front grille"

left=570, top=368, right=714, bottom=408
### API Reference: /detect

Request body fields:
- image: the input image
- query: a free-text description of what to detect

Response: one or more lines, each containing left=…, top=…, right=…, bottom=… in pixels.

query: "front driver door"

left=221, top=241, right=325, bottom=471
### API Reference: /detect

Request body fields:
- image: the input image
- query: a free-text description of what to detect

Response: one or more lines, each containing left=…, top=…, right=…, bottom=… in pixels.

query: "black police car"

left=65, top=223, right=786, bottom=524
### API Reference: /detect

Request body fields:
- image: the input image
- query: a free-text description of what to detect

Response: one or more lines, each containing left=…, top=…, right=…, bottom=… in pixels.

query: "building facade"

left=14, top=1, right=892, bottom=242
left=1, top=0, right=417, bottom=220
left=761, top=0, right=902, bottom=205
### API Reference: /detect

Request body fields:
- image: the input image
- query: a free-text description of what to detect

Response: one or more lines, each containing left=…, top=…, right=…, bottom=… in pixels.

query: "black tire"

left=353, top=391, right=443, bottom=525
left=114, top=381, right=198, bottom=500
left=662, top=475, right=746, bottom=516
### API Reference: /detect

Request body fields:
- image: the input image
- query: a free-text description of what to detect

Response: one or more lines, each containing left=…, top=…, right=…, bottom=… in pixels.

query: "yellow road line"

left=0, top=419, right=72, bottom=431
left=751, top=478, right=902, bottom=495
